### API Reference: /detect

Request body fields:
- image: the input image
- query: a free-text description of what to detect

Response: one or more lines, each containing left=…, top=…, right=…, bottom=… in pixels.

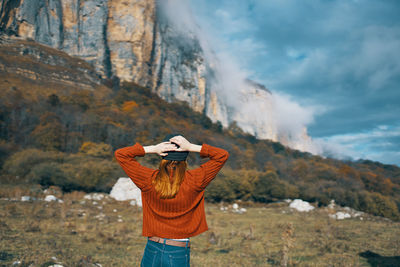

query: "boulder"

left=110, top=177, right=142, bottom=207
left=289, top=199, right=315, bottom=212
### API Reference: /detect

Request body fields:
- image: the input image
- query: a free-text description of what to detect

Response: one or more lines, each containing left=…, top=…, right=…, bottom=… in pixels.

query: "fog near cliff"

left=159, top=0, right=323, bottom=154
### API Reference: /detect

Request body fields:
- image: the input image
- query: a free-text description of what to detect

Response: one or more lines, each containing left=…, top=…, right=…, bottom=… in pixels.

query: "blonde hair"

left=152, top=160, right=187, bottom=199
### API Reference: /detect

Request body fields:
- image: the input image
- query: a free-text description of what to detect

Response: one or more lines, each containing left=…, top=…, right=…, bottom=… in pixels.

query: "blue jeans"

left=140, top=239, right=190, bottom=267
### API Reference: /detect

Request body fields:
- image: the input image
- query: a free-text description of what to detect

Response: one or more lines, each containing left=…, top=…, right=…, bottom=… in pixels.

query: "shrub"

left=79, top=141, right=112, bottom=158
left=3, top=149, right=64, bottom=178
left=359, top=191, right=400, bottom=220
left=253, top=171, right=286, bottom=202
left=61, top=160, right=120, bottom=192
left=28, top=162, right=68, bottom=188
left=205, top=177, right=236, bottom=202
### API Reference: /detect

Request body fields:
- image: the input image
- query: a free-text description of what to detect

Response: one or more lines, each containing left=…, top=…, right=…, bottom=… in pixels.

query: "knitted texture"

left=114, top=143, right=229, bottom=238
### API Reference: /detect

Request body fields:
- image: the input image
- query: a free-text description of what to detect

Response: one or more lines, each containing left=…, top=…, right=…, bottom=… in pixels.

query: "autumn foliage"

left=0, top=81, right=399, bottom=220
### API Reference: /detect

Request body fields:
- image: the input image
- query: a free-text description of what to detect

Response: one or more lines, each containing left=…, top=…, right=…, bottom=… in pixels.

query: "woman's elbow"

left=114, top=148, right=123, bottom=160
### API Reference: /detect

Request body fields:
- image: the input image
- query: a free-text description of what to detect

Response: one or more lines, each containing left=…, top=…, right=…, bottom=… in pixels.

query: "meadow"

left=0, top=187, right=399, bottom=267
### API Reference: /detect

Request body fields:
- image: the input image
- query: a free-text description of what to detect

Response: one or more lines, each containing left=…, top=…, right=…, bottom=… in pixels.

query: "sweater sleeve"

left=188, top=144, right=229, bottom=191
left=114, top=143, right=157, bottom=191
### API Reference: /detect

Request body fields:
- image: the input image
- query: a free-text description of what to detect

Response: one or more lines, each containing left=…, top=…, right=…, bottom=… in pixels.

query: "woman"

left=114, top=134, right=229, bottom=266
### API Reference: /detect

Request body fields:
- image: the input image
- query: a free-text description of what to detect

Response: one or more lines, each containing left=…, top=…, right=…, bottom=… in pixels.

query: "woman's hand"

left=144, top=142, right=178, bottom=156
left=170, top=136, right=202, bottom=152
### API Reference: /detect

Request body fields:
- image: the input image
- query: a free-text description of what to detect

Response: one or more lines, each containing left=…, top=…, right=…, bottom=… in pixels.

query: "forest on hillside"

left=1, top=79, right=399, bottom=221
left=0, top=37, right=399, bottom=221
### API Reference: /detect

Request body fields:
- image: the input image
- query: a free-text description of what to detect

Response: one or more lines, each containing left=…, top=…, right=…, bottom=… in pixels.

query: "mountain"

left=0, top=0, right=320, bottom=154
left=0, top=35, right=399, bottom=221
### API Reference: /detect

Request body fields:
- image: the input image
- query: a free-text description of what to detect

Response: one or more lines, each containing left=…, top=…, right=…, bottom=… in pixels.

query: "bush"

left=79, top=141, right=112, bottom=158
left=61, top=159, right=120, bottom=192
left=359, top=191, right=400, bottom=220
left=28, top=162, right=68, bottom=188
left=205, top=177, right=236, bottom=202
left=3, top=149, right=64, bottom=178
left=253, top=171, right=287, bottom=202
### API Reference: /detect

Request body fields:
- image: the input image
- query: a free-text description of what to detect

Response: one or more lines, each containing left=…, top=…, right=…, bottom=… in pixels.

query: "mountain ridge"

left=0, top=0, right=321, bottom=154
left=0, top=36, right=399, bottom=220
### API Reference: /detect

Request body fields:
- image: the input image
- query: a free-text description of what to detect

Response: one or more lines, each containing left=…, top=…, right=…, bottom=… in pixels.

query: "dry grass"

left=0, top=192, right=399, bottom=266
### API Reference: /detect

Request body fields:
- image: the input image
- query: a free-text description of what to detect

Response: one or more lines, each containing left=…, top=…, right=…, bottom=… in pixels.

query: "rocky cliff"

left=0, top=0, right=318, bottom=153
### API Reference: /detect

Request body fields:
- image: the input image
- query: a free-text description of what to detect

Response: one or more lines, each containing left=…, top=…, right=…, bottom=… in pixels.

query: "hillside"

left=0, top=36, right=400, bottom=220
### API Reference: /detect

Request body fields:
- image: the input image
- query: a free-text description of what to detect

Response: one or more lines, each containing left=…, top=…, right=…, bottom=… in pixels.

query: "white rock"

left=44, top=195, right=58, bottom=202
left=289, top=199, right=315, bottom=212
left=331, top=211, right=352, bottom=220
left=84, top=193, right=105, bottom=201
left=328, top=199, right=335, bottom=209
left=110, top=178, right=142, bottom=207
left=21, top=196, right=31, bottom=201
left=232, top=203, right=239, bottom=210
left=284, top=199, right=292, bottom=203
left=57, top=199, right=64, bottom=203
left=113, top=209, right=117, bottom=212
left=48, top=264, right=63, bottom=267
left=12, top=260, right=21, bottom=266
left=239, top=208, right=247, bottom=213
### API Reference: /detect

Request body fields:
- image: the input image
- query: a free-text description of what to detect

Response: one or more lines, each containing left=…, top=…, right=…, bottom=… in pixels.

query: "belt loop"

left=185, top=241, right=188, bottom=248
left=163, top=238, right=167, bottom=245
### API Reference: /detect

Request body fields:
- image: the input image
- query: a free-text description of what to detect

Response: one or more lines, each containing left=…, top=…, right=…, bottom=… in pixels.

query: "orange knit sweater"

left=114, top=143, right=229, bottom=238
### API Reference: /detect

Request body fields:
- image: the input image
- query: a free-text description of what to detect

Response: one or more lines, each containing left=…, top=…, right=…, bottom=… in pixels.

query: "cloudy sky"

left=188, top=0, right=400, bottom=166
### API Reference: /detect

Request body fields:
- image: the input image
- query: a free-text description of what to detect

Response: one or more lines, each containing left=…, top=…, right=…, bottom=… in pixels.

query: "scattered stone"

left=12, top=260, right=21, bottom=266
left=289, top=199, right=315, bottom=212
left=284, top=199, right=292, bottom=203
left=95, top=213, right=106, bottom=221
left=232, top=203, right=247, bottom=214
left=84, top=193, right=105, bottom=201
left=110, top=177, right=142, bottom=207
left=113, top=209, right=117, bottom=212
left=21, top=196, right=31, bottom=201
left=329, top=211, right=351, bottom=220
left=328, top=199, right=336, bottom=209
left=92, top=201, right=98, bottom=205
left=44, top=195, right=58, bottom=202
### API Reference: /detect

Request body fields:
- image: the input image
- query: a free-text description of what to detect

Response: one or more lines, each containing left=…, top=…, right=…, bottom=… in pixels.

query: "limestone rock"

left=0, top=0, right=317, bottom=153
left=110, top=177, right=142, bottom=207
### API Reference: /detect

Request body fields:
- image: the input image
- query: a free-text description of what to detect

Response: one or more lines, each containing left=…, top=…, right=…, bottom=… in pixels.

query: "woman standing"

left=114, top=134, right=229, bottom=266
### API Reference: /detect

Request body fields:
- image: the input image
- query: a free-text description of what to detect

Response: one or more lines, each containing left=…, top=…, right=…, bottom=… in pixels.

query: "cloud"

left=185, top=0, right=400, bottom=165
left=315, top=124, right=400, bottom=165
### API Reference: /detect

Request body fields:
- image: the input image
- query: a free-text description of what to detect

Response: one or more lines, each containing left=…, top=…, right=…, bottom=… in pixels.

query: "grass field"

left=0, top=189, right=399, bottom=267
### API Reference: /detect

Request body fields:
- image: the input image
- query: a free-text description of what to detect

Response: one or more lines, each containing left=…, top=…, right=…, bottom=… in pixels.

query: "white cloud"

left=316, top=124, right=400, bottom=165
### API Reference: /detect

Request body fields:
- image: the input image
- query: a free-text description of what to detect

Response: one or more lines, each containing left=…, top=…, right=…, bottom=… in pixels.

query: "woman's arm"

left=115, top=142, right=177, bottom=191
left=169, top=135, right=202, bottom=152
left=143, top=142, right=179, bottom=156
left=170, top=135, right=229, bottom=190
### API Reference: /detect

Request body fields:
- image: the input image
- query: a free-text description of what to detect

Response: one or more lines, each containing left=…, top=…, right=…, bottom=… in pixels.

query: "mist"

left=159, top=0, right=323, bottom=154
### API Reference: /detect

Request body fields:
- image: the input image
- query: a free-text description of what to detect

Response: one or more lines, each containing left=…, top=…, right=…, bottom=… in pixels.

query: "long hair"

left=152, top=159, right=187, bottom=199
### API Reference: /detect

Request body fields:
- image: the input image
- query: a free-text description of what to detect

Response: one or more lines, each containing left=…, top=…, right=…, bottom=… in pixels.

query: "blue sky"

left=188, top=0, right=400, bottom=166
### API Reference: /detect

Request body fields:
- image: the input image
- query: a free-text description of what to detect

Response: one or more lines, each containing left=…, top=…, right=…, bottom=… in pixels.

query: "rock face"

left=0, top=0, right=216, bottom=114
left=0, top=0, right=318, bottom=153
